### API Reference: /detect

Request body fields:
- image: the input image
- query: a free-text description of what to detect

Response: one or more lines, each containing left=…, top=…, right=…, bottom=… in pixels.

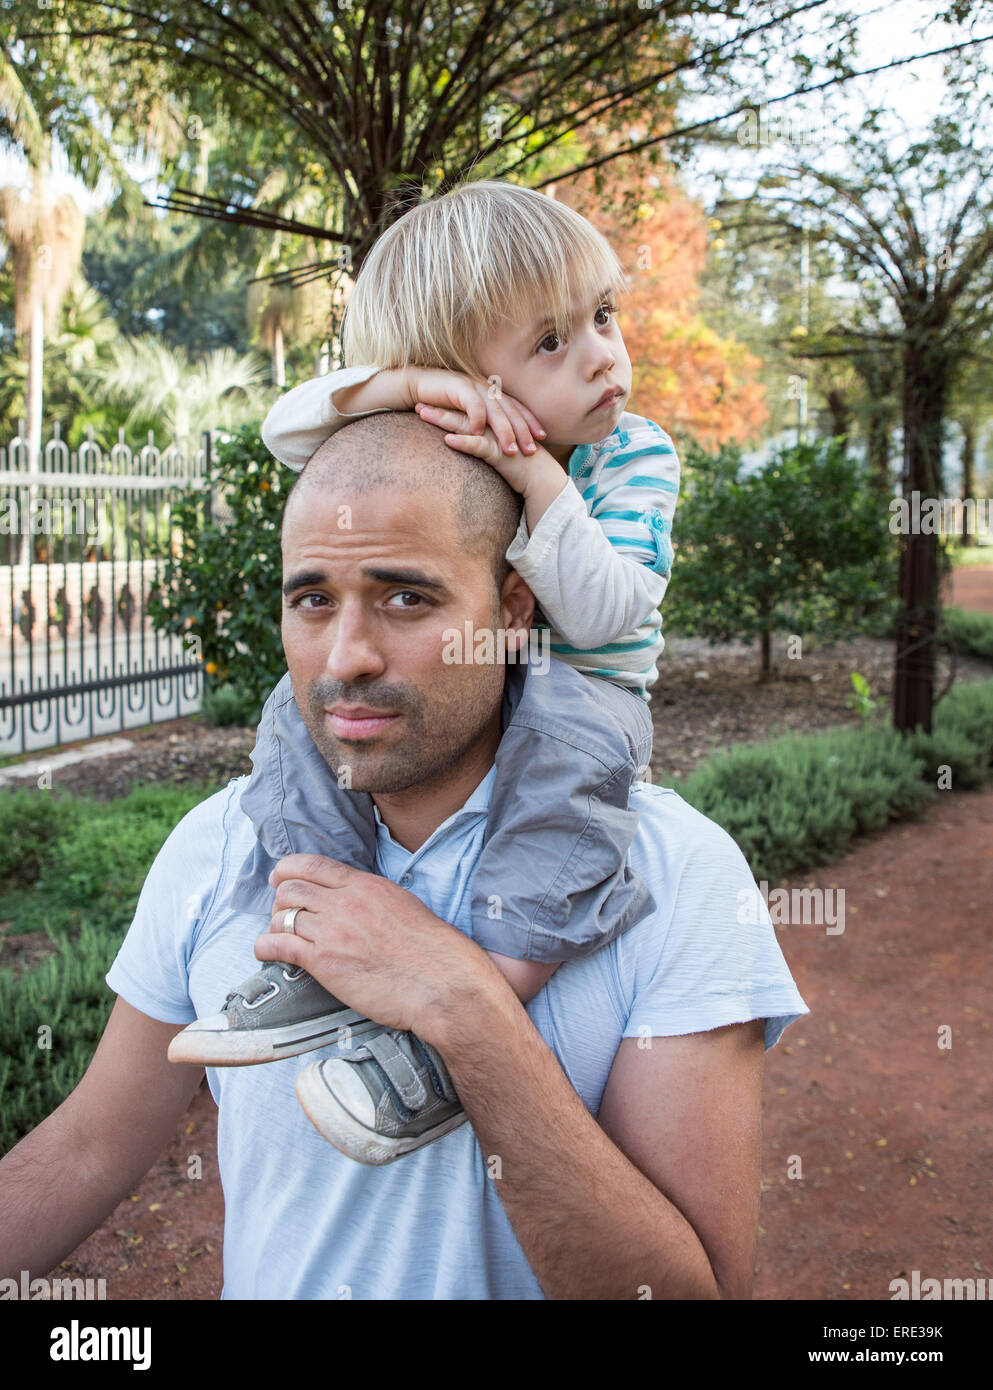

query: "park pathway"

left=754, top=785, right=992, bottom=1300
left=950, top=562, right=993, bottom=614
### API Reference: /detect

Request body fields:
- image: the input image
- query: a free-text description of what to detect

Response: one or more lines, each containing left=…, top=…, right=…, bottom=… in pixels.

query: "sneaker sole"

left=167, top=1012, right=382, bottom=1067
left=294, top=1064, right=469, bottom=1165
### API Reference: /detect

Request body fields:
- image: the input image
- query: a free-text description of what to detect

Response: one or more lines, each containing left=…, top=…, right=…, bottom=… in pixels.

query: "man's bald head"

left=285, top=412, right=524, bottom=594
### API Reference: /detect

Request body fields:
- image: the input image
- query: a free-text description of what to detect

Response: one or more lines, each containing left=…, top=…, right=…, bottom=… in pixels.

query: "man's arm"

left=436, top=991, right=765, bottom=1301
left=259, top=853, right=768, bottom=1301
left=0, top=998, right=204, bottom=1279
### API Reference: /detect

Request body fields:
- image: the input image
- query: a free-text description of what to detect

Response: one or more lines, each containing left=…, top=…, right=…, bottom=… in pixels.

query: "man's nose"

left=322, top=601, right=387, bottom=683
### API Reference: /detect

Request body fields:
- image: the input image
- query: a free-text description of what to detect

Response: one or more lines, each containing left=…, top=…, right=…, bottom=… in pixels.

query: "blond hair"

left=341, top=180, right=627, bottom=377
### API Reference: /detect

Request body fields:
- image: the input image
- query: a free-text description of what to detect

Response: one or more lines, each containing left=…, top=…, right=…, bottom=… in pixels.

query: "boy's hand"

left=426, top=423, right=569, bottom=538
left=405, top=368, right=545, bottom=457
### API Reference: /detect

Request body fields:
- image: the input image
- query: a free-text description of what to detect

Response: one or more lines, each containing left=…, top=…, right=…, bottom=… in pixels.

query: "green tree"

left=716, top=99, right=993, bottom=730
left=665, top=438, right=897, bottom=678
left=21, top=0, right=896, bottom=277
left=146, top=424, right=288, bottom=719
left=88, top=336, right=270, bottom=449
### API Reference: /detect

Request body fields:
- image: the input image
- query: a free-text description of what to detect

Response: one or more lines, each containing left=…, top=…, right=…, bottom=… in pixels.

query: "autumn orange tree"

left=554, top=167, right=767, bottom=451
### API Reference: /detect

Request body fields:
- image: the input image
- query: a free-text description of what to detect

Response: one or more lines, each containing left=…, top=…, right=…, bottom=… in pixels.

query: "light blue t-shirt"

left=106, top=768, right=809, bottom=1300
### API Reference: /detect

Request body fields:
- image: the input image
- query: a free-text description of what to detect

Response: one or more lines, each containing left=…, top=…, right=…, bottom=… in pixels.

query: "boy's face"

left=474, top=289, right=632, bottom=464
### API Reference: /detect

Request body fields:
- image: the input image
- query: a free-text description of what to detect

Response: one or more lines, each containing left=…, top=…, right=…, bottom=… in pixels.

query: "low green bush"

left=910, top=677, right=993, bottom=788
left=0, top=788, right=76, bottom=890
left=201, top=679, right=265, bottom=728
left=941, top=606, right=993, bottom=662
left=0, top=922, right=126, bottom=1152
left=671, top=725, right=934, bottom=883
left=0, top=779, right=224, bottom=1152
left=672, top=677, right=993, bottom=882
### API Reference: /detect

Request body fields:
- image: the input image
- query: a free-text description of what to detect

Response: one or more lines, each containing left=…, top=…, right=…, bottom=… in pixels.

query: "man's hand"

left=255, top=854, right=507, bottom=1043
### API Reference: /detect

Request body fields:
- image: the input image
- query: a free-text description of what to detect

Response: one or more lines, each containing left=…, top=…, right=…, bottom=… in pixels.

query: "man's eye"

left=386, top=591, right=428, bottom=608
left=290, top=593, right=326, bottom=609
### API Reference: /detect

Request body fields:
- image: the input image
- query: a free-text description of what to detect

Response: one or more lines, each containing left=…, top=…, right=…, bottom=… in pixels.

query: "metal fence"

left=0, top=421, right=211, bottom=757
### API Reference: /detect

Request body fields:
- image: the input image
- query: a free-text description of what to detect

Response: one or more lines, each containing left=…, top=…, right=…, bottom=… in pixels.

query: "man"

left=0, top=412, right=807, bottom=1300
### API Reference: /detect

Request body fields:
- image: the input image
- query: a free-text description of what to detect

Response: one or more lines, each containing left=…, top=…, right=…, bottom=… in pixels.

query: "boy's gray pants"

left=229, top=657, right=655, bottom=963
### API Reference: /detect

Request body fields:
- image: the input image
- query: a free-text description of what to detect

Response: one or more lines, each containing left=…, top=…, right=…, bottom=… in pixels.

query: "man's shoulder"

left=151, top=776, right=254, bottom=885
left=629, top=782, right=745, bottom=873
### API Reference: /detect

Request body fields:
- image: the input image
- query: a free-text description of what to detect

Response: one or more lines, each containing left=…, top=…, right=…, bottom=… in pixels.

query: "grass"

left=0, top=779, right=225, bottom=1152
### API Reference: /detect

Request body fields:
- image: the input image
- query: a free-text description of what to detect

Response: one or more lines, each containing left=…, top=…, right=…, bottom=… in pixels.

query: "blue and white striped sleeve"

left=580, top=418, right=680, bottom=578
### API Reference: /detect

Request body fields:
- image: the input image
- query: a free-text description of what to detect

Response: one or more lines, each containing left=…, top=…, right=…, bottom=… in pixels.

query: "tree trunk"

left=826, top=388, right=850, bottom=446
left=960, top=421, right=975, bottom=548
left=892, top=334, right=947, bottom=734
left=272, top=321, right=285, bottom=388
left=18, top=299, right=45, bottom=568
left=867, top=407, right=891, bottom=491
left=760, top=625, right=772, bottom=679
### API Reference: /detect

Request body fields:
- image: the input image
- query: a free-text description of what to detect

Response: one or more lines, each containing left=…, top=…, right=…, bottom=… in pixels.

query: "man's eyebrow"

left=282, top=569, right=328, bottom=597
left=364, top=566, right=451, bottom=592
left=282, top=566, right=451, bottom=597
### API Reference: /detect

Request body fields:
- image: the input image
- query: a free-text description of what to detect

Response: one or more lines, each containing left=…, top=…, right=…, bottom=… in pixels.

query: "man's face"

left=475, top=289, right=633, bottom=458
left=281, top=480, right=512, bottom=794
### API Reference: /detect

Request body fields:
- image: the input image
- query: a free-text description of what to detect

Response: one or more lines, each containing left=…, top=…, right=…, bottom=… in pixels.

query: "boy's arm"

left=506, top=420, right=680, bottom=650
left=0, top=998, right=204, bottom=1280
left=262, top=367, right=545, bottom=472
left=260, top=366, right=397, bottom=470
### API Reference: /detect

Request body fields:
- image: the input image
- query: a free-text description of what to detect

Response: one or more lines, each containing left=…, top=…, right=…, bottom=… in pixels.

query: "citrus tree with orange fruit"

left=148, top=423, right=288, bottom=722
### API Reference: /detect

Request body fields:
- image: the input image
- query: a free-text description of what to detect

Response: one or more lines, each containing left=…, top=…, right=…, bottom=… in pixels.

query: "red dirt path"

left=950, top=564, right=993, bottom=614
left=56, top=785, right=992, bottom=1301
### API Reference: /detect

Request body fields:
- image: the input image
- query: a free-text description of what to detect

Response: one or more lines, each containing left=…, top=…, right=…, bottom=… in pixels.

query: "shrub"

left=672, top=678, right=993, bottom=882
left=0, top=789, right=76, bottom=890
left=147, top=423, right=288, bottom=715
left=664, top=438, right=899, bottom=675
left=940, top=605, right=993, bottom=662
left=201, top=680, right=264, bottom=728
left=0, top=780, right=223, bottom=1153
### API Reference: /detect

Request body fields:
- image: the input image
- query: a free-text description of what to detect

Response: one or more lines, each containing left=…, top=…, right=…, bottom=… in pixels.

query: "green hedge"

left=671, top=678, right=993, bottom=882
left=0, top=780, right=223, bottom=1153
left=941, top=606, right=993, bottom=662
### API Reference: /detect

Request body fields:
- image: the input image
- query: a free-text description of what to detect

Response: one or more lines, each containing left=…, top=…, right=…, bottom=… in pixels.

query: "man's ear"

left=499, top=569, right=535, bottom=654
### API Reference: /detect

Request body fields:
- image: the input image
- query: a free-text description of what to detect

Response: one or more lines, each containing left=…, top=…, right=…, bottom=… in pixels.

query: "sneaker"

left=295, top=1028, right=468, bottom=1164
left=167, top=962, right=381, bottom=1066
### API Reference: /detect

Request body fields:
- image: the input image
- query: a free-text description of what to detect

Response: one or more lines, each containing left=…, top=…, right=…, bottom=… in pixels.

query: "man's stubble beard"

left=295, top=647, right=507, bottom=797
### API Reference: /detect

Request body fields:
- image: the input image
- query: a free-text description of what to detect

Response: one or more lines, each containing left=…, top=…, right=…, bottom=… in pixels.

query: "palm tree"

left=89, top=336, right=270, bottom=447
left=0, top=164, right=87, bottom=558
left=1, top=41, right=148, bottom=561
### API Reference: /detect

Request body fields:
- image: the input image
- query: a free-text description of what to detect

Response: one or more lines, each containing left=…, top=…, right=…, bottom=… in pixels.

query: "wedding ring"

left=282, top=906, right=302, bottom=934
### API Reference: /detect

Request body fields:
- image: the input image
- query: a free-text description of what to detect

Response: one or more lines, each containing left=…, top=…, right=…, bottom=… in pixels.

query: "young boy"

left=169, top=180, right=679, bottom=1166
